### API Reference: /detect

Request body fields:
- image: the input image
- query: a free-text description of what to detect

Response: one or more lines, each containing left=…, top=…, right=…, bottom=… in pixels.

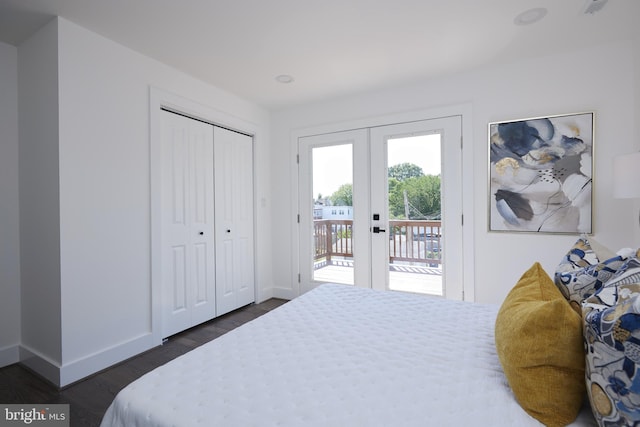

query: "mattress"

left=101, top=283, right=596, bottom=426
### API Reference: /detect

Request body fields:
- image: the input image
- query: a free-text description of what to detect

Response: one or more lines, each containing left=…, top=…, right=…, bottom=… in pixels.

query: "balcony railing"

left=314, top=219, right=442, bottom=266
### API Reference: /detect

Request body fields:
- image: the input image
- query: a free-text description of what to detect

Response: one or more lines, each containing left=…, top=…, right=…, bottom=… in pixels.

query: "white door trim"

left=149, top=87, right=260, bottom=345
left=290, top=103, right=475, bottom=301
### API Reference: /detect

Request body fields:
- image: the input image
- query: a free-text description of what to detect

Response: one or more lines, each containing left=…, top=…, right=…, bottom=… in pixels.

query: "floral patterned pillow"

left=555, top=236, right=600, bottom=275
left=556, top=254, right=629, bottom=313
left=554, top=237, right=634, bottom=313
left=583, top=257, right=640, bottom=426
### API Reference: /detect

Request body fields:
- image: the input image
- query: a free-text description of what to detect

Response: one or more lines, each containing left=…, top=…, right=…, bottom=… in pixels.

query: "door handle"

left=372, top=226, right=386, bottom=233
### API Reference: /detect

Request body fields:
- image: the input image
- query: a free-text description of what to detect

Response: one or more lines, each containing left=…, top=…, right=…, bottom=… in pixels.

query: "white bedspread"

left=101, top=284, right=596, bottom=427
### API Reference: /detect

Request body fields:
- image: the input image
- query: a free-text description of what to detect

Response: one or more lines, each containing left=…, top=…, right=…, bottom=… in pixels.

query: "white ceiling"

left=0, top=0, right=638, bottom=110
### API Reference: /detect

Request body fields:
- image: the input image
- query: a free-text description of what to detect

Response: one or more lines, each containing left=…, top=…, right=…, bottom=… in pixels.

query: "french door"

left=298, top=117, right=463, bottom=297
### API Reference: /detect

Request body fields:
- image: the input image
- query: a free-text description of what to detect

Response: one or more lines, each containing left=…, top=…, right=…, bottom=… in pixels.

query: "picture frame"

left=488, top=112, right=594, bottom=234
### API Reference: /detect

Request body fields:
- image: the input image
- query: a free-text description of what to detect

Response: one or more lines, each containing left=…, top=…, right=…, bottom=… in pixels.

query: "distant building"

left=313, top=205, right=353, bottom=220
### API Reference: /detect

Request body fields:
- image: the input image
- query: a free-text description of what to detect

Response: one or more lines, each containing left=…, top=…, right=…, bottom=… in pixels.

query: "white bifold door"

left=213, top=126, right=255, bottom=317
left=160, top=110, right=254, bottom=338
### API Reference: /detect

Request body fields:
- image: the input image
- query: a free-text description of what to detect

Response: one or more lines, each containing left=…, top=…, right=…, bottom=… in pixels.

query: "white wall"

left=636, top=31, right=640, bottom=151
left=17, top=17, right=272, bottom=386
left=271, top=38, right=639, bottom=304
left=0, top=42, right=21, bottom=366
left=18, top=20, right=63, bottom=383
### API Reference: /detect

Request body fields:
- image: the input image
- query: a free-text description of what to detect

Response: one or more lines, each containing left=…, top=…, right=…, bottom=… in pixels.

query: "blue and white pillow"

left=583, top=256, right=640, bottom=426
left=555, top=236, right=600, bottom=274
left=556, top=254, right=629, bottom=313
left=554, top=237, right=635, bottom=313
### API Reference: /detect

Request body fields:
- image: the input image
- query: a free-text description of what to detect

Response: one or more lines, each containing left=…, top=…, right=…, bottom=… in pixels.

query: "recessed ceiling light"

left=514, top=7, right=548, bottom=26
left=275, top=74, right=295, bottom=84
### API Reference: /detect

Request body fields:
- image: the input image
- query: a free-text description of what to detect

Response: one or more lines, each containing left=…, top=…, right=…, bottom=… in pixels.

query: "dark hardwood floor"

left=0, top=298, right=288, bottom=427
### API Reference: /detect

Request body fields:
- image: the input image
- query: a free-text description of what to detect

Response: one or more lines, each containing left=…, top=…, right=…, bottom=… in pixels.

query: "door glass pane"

left=311, top=144, right=354, bottom=285
left=386, top=134, right=443, bottom=295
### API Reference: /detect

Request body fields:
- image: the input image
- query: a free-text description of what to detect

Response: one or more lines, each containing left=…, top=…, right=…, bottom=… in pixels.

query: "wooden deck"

left=313, top=262, right=443, bottom=296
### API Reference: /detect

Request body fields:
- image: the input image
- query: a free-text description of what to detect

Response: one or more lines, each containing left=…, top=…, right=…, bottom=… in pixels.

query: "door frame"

left=290, top=104, right=475, bottom=301
left=149, top=87, right=260, bottom=346
left=298, top=129, right=371, bottom=294
left=370, top=117, right=463, bottom=294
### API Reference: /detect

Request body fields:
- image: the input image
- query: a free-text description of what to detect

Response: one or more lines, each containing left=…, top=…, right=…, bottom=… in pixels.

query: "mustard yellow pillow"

left=495, top=262, right=585, bottom=427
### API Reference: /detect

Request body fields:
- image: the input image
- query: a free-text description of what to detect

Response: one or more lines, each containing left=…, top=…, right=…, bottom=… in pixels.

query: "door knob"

left=199, top=231, right=204, bottom=235
left=372, top=226, right=386, bottom=233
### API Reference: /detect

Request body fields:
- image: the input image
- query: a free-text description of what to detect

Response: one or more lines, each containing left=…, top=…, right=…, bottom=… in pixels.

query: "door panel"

left=194, top=242, right=209, bottom=305
left=214, top=127, right=255, bottom=316
left=161, top=110, right=216, bottom=337
left=370, top=117, right=462, bottom=296
left=170, top=245, right=187, bottom=311
left=298, top=130, right=370, bottom=294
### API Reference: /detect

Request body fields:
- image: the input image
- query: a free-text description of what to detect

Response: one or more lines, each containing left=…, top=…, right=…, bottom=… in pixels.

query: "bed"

left=101, top=282, right=598, bottom=427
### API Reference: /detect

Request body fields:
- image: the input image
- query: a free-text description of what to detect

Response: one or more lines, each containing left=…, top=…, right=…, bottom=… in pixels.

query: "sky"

left=312, top=134, right=441, bottom=198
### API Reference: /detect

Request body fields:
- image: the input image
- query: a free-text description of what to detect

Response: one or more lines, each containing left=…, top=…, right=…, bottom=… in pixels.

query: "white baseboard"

left=19, top=345, right=60, bottom=386
left=272, top=286, right=296, bottom=300
left=0, top=344, right=20, bottom=368
left=254, top=285, right=274, bottom=304
left=59, top=333, right=156, bottom=387
left=19, top=333, right=157, bottom=387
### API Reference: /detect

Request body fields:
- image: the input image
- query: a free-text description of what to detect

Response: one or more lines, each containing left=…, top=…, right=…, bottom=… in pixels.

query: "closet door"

left=161, top=110, right=216, bottom=337
left=214, top=127, right=255, bottom=316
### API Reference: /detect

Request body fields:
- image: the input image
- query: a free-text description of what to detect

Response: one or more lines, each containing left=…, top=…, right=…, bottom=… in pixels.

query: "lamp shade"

left=613, top=151, right=640, bottom=199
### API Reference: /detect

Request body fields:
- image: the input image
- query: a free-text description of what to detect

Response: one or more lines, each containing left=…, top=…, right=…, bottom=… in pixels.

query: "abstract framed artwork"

left=488, top=112, right=594, bottom=233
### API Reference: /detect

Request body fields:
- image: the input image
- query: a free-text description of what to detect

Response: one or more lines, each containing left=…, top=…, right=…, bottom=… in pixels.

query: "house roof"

left=0, top=0, right=638, bottom=110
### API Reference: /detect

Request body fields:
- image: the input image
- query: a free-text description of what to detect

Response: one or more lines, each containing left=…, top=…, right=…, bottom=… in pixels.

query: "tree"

left=327, top=162, right=441, bottom=218
left=330, top=183, right=353, bottom=206
left=388, top=178, right=405, bottom=217
left=405, top=175, right=441, bottom=219
left=388, top=175, right=441, bottom=219
left=388, top=163, right=424, bottom=181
